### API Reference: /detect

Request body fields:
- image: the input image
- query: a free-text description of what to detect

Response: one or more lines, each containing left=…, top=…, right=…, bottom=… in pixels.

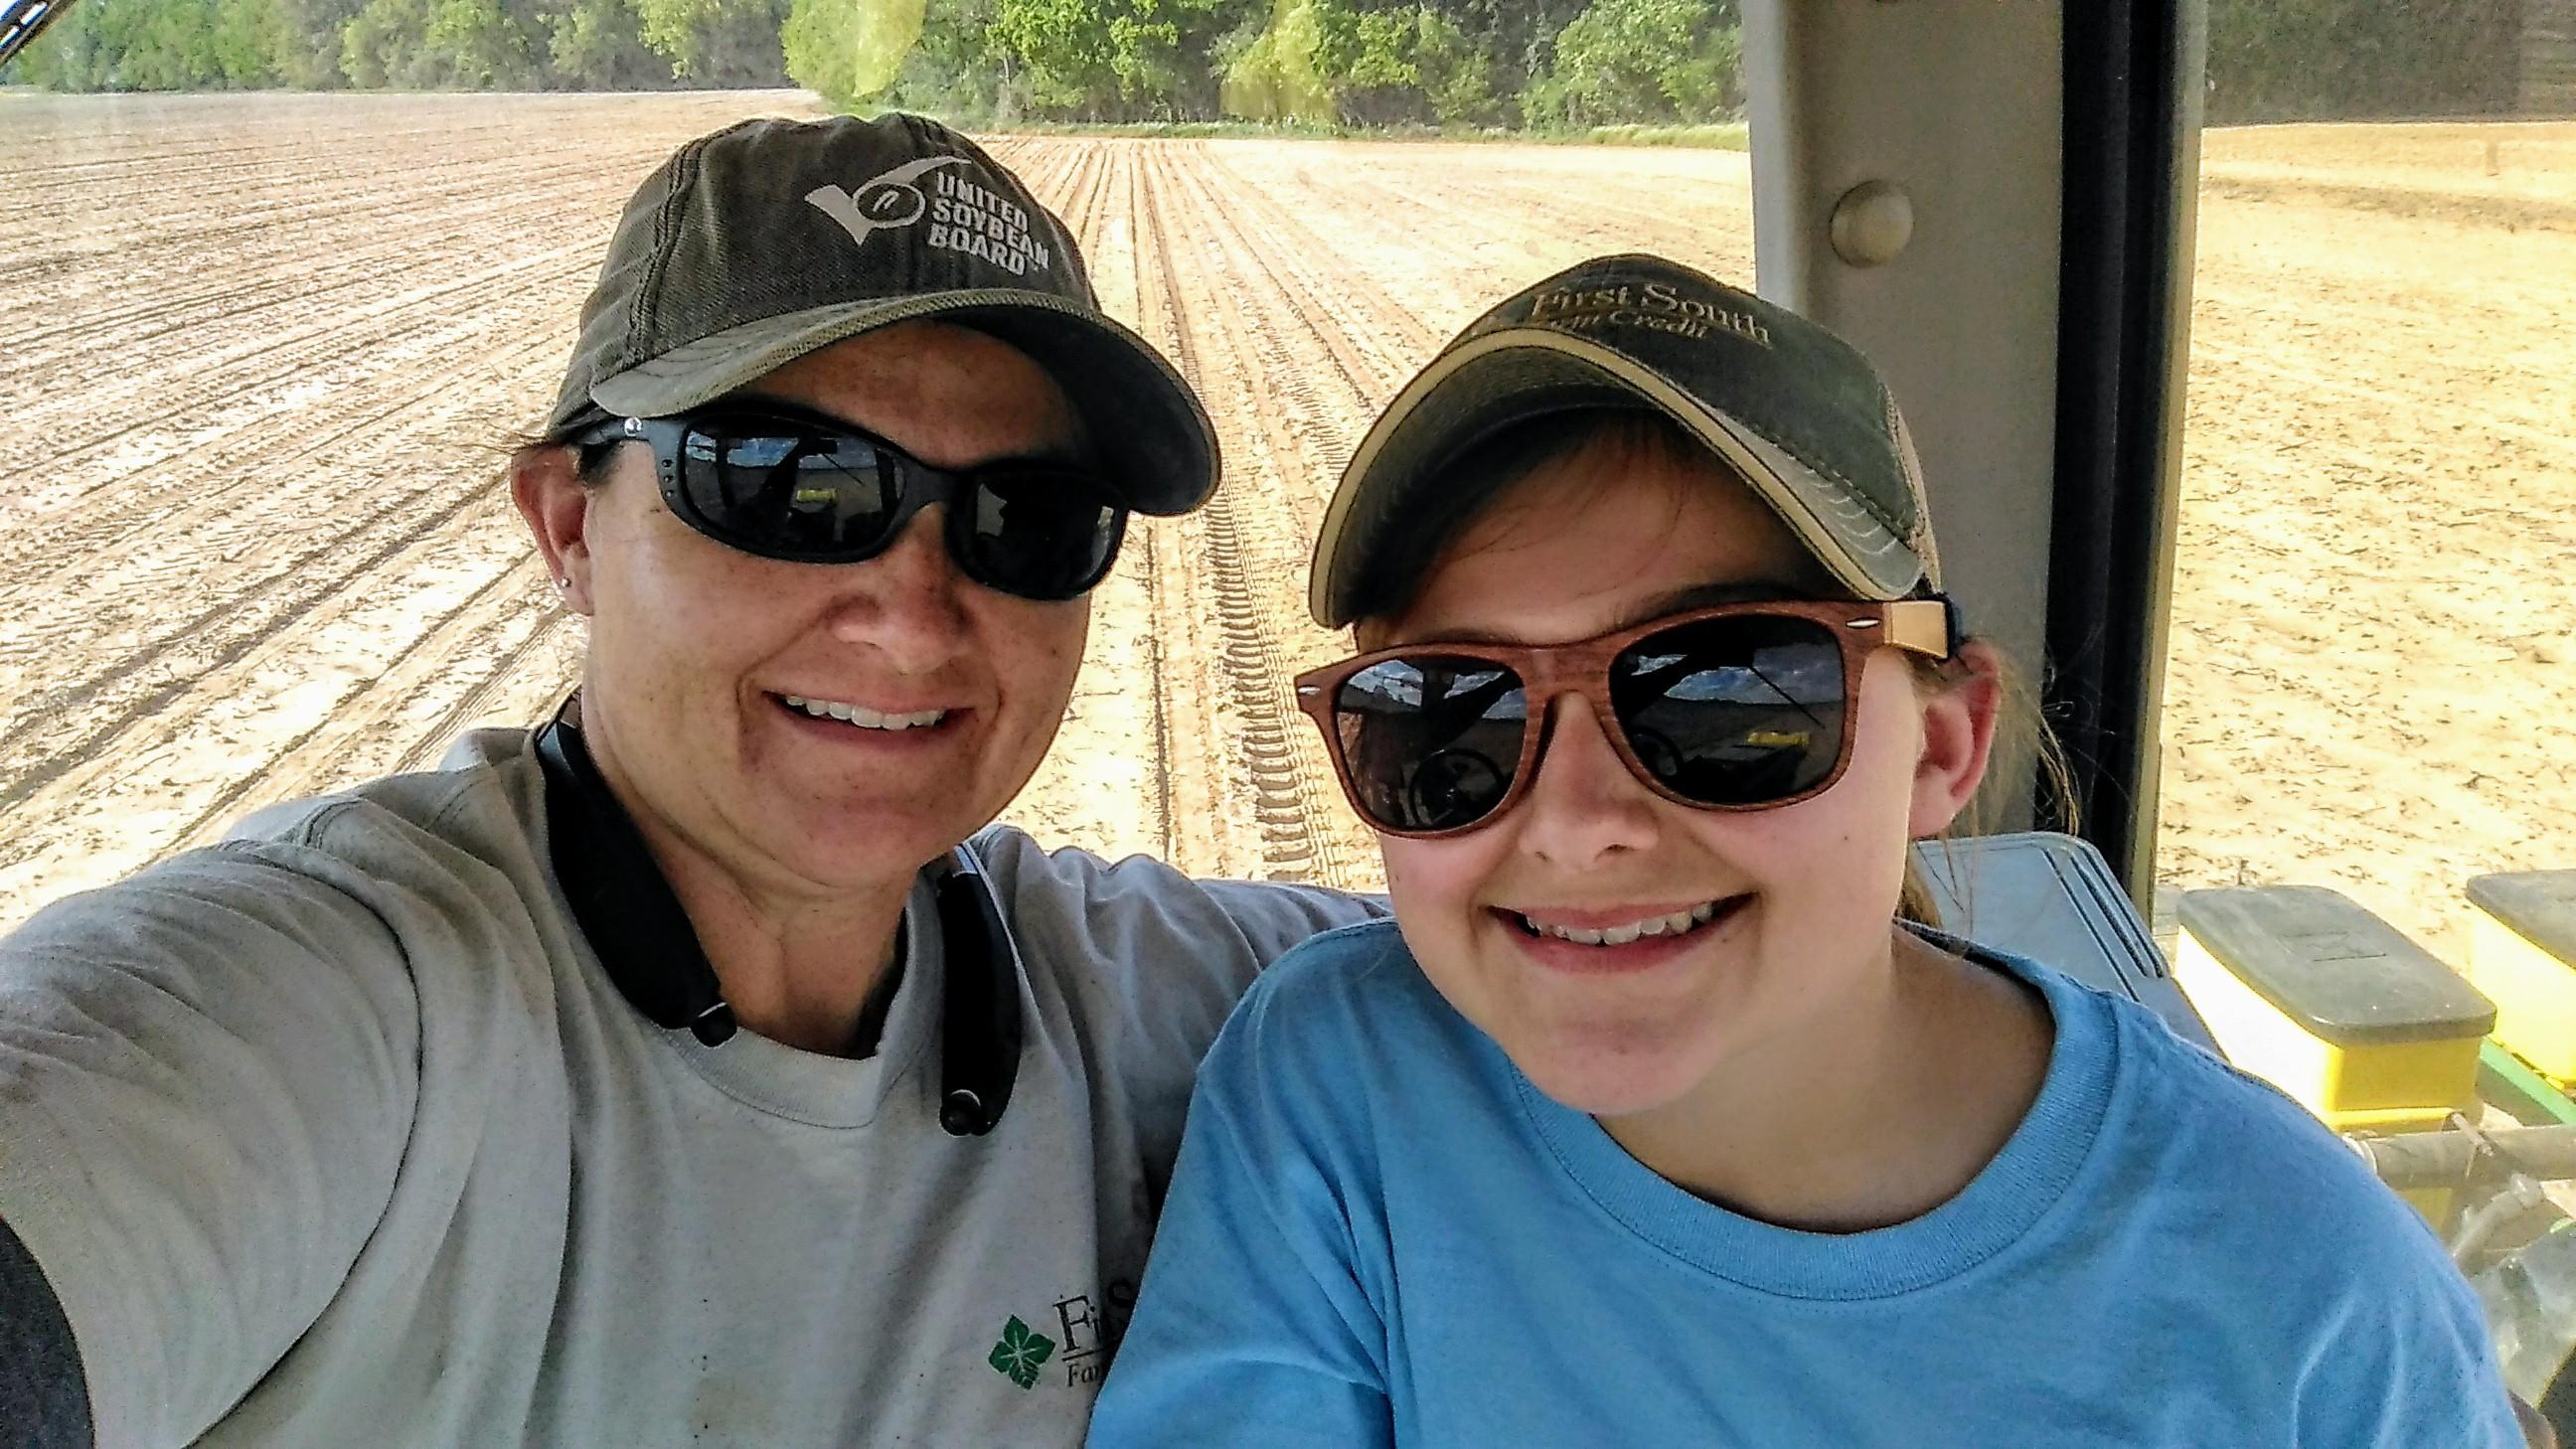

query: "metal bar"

left=2351, top=1123, right=2576, bottom=1189
left=2482, top=1041, right=2576, bottom=1127
left=2041, top=0, right=2206, bottom=902
left=0, top=0, right=71, bottom=70
left=1740, top=0, right=2067, bottom=836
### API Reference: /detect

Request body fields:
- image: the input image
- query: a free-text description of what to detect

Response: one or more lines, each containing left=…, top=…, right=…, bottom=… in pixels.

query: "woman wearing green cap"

left=0, top=114, right=1376, bottom=1447
left=1086, top=252, right=2520, bottom=1447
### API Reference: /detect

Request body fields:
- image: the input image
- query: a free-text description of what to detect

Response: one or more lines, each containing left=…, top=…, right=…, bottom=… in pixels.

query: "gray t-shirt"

left=0, top=728, right=1378, bottom=1447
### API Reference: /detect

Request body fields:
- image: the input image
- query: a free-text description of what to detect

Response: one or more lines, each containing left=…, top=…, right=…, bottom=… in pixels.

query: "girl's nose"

left=1513, top=695, right=1665, bottom=870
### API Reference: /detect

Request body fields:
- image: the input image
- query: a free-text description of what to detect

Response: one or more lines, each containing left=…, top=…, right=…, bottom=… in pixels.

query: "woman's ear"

left=510, top=445, right=597, bottom=614
left=1907, top=639, right=2004, bottom=838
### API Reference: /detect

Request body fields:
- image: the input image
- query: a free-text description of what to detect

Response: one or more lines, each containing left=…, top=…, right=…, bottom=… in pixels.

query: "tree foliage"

left=549, top=0, right=676, bottom=87
left=19, top=0, right=2527, bottom=132
left=982, top=0, right=1243, bottom=119
left=14, top=0, right=290, bottom=88
left=342, top=0, right=546, bottom=88
left=632, top=0, right=789, bottom=83
left=783, top=0, right=929, bottom=110
left=1522, top=0, right=1738, bottom=129
left=0, top=0, right=1768, bottom=128
left=10, top=0, right=786, bottom=91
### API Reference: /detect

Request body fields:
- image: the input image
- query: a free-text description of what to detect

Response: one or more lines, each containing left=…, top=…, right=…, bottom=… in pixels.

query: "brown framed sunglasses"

left=1293, top=598, right=1956, bottom=838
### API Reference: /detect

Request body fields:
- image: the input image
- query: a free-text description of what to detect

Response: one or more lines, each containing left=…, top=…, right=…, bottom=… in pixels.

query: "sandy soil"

left=0, top=93, right=2566, bottom=966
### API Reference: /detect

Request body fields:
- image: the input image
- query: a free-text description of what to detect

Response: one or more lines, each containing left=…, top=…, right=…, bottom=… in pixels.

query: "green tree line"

left=10, top=0, right=795, bottom=91
left=2, top=0, right=1749, bottom=129
left=5, top=0, right=2529, bottom=128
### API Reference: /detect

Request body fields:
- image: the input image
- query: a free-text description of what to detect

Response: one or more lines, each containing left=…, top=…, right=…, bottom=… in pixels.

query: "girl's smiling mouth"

left=1492, top=894, right=1755, bottom=971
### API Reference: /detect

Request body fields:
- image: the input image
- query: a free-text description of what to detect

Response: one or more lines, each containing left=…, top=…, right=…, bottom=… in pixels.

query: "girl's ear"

left=1908, top=639, right=2005, bottom=839
left=511, top=444, right=597, bottom=615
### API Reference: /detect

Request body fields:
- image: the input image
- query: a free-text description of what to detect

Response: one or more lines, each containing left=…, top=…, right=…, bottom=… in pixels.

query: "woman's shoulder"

left=969, top=825, right=1383, bottom=949
left=8, top=728, right=561, bottom=999
left=226, top=725, right=547, bottom=870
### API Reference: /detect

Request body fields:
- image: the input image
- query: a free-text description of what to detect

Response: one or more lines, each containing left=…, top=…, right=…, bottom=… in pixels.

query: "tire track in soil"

left=1107, top=141, right=1233, bottom=876
left=988, top=137, right=1178, bottom=863
left=1133, top=143, right=1361, bottom=888
left=1189, top=148, right=1447, bottom=364
left=1147, top=146, right=1422, bottom=479
left=1097, top=142, right=1185, bottom=867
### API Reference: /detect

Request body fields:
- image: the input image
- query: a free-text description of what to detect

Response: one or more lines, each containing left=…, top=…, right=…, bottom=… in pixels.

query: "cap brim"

left=582, top=291, right=1218, bottom=516
left=1310, top=330, right=1921, bottom=627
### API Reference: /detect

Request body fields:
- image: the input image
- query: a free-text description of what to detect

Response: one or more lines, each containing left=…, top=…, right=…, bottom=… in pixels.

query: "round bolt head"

left=1830, top=179, right=1915, bottom=268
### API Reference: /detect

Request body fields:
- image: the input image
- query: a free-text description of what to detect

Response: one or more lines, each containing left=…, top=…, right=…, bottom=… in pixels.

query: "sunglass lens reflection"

left=682, top=422, right=894, bottom=556
left=1335, top=657, right=1530, bottom=832
left=1609, top=616, right=1845, bottom=806
left=964, top=473, right=1120, bottom=598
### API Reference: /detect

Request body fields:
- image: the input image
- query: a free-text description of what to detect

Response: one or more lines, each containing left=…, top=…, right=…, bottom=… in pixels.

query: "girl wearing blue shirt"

left=1086, top=253, right=2519, bottom=1448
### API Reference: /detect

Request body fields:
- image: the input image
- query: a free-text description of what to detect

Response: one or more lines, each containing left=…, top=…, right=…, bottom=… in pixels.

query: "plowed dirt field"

left=1, top=92, right=2568, bottom=956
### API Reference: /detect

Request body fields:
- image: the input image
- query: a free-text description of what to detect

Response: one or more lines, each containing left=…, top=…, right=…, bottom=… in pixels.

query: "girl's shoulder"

left=1238, top=917, right=1436, bottom=1027
left=1203, top=918, right=1504, bottom=1127
left=2010, top=951, right=2449, bottom=1256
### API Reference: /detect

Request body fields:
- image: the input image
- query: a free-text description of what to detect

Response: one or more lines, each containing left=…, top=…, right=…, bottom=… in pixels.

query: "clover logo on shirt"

left=988, top=1316, right=1057, bottom=1389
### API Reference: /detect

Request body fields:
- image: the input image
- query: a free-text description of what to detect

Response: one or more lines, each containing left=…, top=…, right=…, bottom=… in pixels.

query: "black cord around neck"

left=531, top=705, right=1021, bottom=1133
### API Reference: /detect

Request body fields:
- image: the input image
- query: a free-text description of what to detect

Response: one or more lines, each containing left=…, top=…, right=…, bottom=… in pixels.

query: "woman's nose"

left=824, top=506, right=972, bottom=668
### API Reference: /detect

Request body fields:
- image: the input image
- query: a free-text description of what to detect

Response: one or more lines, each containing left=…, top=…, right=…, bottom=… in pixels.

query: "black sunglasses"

left=570, top=403, right=1126, bottom=601
left=1295, top=599, right=1956, bottom=837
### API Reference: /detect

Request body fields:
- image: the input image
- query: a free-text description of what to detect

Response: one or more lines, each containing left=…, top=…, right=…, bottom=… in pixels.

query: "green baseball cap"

left=1309, top=252, right=1943, bottom=627
left=548, top=113, right=1217, bottom=515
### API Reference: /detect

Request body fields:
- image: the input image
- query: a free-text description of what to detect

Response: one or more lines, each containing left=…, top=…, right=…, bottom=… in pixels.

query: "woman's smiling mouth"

left=777, top=693, right=949, bottom=730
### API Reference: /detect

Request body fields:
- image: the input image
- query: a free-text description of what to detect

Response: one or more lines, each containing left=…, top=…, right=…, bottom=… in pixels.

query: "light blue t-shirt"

left=1087, top=920, right=2517, bottom=1447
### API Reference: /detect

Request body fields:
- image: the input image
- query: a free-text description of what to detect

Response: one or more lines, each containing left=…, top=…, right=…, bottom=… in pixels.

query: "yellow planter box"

left=2465, top=872, right=2576, bottom=1084
left=2173, top=886, right=2493, bottom=1129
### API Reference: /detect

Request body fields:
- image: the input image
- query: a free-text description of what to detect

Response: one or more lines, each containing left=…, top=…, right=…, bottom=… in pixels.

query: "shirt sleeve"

left=0, top=842, right=420, bottom=1448
left=971, top=828, right=1385, bottom=1179
left=1084, top=972, right=1394, bottom=1448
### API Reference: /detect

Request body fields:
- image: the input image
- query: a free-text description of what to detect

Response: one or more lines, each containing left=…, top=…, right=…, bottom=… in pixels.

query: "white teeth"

left=1519, top=899, right=1733, bottom=947
left=781, top=695, right=947, bottom=730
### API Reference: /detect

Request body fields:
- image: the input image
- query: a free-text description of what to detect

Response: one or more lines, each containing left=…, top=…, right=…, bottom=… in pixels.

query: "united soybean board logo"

left=804, top=156, right=1056, bottom=278
left=986, top=1315, right=1056, bottom=1389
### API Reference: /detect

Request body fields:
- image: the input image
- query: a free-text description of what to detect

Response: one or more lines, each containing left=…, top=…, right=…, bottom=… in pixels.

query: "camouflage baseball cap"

left=1309, top=252, right=1943, bottom=626
left=549, top=112, right=1217, bottom=515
